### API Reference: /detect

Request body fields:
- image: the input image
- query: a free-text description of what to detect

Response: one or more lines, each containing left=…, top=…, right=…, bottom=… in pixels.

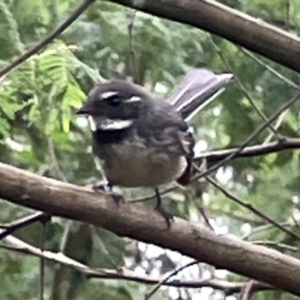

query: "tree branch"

left=196, top=91, right=300, bottom=178
left=196, top=137, right=300, bottom=165
left=0, top=163, right=300, bottom=295
left=107, top=0, right=300, bottom=73
left=1, top=231, right=274, bottom=295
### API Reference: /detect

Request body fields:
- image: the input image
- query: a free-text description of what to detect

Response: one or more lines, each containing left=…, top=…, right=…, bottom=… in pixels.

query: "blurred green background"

left=0, top=0, right=300, bottom=299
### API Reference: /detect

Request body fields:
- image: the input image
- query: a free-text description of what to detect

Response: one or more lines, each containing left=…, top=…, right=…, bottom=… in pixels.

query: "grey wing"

left=167, top=68, right=233, bottom=121
left=137, top=105, right=192, bottom=156
left=161, top=126, right=194, bottom=157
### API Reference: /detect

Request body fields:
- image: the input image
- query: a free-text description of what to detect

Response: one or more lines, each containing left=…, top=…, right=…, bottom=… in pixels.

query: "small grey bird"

left=77, top=69, right=233, bottom=226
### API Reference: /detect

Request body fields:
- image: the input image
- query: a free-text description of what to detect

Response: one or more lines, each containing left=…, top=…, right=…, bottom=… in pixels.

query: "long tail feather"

left=167, top=69, right=233, bottom=121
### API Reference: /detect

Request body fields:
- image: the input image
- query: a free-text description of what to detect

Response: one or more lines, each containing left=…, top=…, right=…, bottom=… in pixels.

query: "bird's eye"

left=104, top=95, right=122, bottom=107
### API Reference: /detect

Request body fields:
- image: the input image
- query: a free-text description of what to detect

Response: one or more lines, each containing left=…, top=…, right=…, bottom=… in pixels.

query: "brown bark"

left=0, top=162, right=300, bottom=295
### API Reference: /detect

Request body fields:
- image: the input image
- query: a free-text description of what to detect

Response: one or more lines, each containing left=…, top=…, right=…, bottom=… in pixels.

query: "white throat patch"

left=88, top=116, right=133, bottom=131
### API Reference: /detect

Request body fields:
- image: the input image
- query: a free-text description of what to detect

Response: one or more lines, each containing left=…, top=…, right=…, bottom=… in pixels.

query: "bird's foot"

left=91, top=179, right=111, bottom=191
left=155, top=202, right=174, bottom=228
left=109, top=192, right=125, bottom=205
left=92, top=182, right=125, bottom=205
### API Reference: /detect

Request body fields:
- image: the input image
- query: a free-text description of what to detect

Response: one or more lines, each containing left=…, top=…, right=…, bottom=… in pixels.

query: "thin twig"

left=252, top=241, right=298, bottom=252
left=0, top=0, right=96, bottom=77
left=48, top=137, right=68, bottom=182
left=241, top=222, right=291, bottom=240
left=238, top=280, right=254, bottom=300
left=210, top=36, right=279, bottom=137
left=263, top=111, right=288, bottom=144
left=285, top=0, right=290, bottom=31
left=195, top=137, right=300, bottom=165
left=192, top=198, right=215, bottom=231
left=196, top=91, right=300, bottom=178
left=0, top=212, right=51, bottom=240
left=59, top=221, right=72, bottom=252
left=209, top=207, right=264, bottom=226
left=39, top=219, right=48, bottom=300
left=144, top=261, right=198, bottom=300
left=205, top=175, right=300, bottom=242
left=89, top=225, right=118, bottom=269
left=127, top=10, right=137, bottom=80
left=238, top=47, right=300, bottom=90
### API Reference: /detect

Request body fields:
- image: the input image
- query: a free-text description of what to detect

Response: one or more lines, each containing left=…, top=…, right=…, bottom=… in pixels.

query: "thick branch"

left=0, top=163, right=299, bottom=295
left=108, top=0, right=300, bottom=73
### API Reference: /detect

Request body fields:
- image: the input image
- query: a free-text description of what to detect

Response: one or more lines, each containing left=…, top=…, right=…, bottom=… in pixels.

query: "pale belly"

left=97, top=142, right=187, bottom=187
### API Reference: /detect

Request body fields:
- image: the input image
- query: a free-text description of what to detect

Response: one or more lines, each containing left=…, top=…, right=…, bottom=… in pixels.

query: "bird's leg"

left=154, top=188, right=174, bottom=228
left=92, top=182, right=125, bottom=205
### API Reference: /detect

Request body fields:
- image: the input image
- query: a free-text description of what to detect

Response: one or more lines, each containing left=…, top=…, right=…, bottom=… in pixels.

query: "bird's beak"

left=76, top=107, right=88, bottom=115
left=76, top=103, right=92, bottom=115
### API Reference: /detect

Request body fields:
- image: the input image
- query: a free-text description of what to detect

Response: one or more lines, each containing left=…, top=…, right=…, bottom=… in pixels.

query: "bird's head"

left=77, top=80, right=148, bottom=131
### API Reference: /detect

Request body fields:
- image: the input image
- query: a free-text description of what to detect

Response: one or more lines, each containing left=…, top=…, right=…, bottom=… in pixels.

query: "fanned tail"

left=167, top=69, right=233, bottom=121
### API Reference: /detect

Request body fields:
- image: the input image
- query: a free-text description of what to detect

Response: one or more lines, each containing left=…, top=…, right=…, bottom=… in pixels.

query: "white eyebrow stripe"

left=123, top=96, right=142, bottom=103
left=101, top=91, right=119, bottom=100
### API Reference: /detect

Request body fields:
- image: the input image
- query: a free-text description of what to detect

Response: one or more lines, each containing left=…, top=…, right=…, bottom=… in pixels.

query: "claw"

left=108, top=192, right=125, bottom=205
left=92, top=182, right=125, bottom=205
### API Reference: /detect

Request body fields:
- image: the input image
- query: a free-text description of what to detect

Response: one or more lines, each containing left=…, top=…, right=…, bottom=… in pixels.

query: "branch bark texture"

left=107, top=0, right=300, bottom=73
left=0, top=163, right=300, bottom=295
